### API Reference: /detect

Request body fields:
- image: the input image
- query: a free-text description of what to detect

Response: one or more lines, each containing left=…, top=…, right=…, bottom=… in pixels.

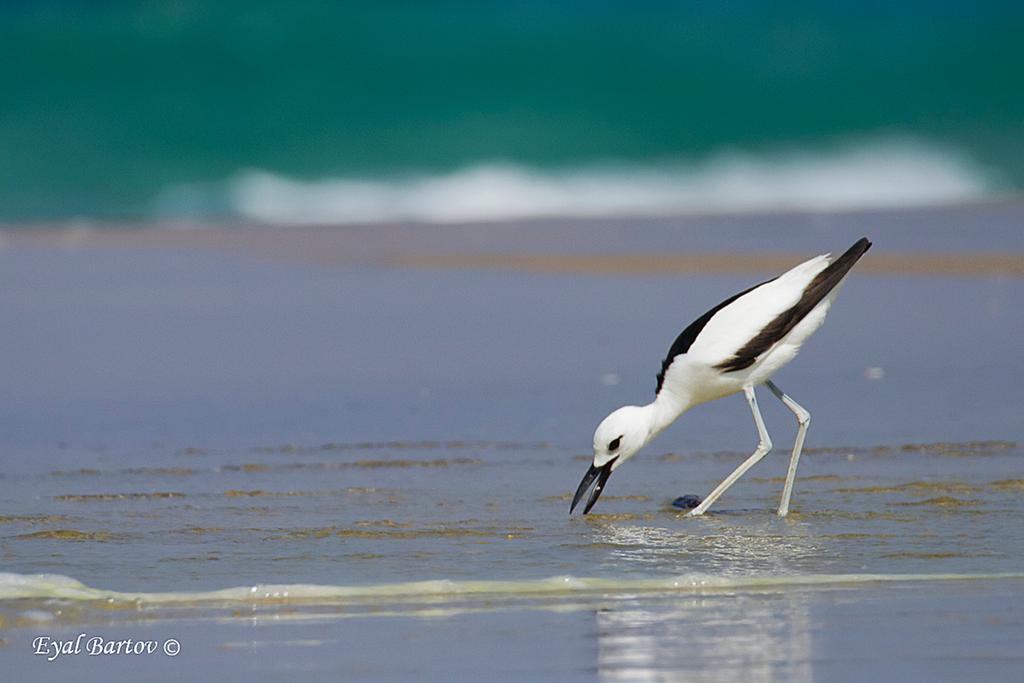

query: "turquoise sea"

left=2, top=1, right=1023, bottom=222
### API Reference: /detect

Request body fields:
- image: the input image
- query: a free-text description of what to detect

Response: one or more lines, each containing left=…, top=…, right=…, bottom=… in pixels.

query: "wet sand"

left=1, top=204, right=1023, bottom=679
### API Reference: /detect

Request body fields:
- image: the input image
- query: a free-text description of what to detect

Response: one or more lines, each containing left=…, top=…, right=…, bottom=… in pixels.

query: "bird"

left=570, top=237, right=872, bottom=517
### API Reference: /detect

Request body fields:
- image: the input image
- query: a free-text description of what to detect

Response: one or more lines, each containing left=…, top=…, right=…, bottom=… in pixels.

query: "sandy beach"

left=1, top=205, right=1022, bottom=680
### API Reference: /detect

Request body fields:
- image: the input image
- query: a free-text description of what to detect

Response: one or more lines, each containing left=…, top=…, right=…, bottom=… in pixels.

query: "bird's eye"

left=608, top=436, right=622, bottom=451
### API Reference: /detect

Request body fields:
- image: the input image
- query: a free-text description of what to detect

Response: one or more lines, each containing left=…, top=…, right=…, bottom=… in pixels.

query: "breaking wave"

left=154, top=138, right=997, bottom=225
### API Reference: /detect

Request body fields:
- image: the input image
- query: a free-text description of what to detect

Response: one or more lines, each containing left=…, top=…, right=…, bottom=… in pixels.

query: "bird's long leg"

left=765, top=380, right=810, bottom=517
left=689, top=386, right=772, bottom=516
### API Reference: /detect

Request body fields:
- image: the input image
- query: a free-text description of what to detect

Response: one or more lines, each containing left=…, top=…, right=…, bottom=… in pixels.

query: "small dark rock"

left=672, top=494, right=702, bottom=510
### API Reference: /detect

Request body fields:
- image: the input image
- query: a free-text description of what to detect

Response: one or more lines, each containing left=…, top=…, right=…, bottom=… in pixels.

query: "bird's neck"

left=639, top=390, right=693, bottom=444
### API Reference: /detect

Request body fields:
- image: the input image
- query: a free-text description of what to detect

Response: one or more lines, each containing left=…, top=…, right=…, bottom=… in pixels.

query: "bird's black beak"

left=570, top=458, right=617, bottom=515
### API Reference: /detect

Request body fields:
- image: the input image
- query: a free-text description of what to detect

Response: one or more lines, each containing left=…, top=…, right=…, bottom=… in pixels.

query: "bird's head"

left=570, top=405, right=651, bottom=514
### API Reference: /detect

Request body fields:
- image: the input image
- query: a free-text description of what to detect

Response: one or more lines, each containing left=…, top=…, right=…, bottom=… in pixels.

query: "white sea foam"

left=2, top=571, right=1021, bottom=606
left=155, top=138, right=997, bottom=225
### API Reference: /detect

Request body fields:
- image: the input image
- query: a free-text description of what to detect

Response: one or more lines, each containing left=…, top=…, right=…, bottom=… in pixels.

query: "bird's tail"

left=815, top=237, right=872, bottom=293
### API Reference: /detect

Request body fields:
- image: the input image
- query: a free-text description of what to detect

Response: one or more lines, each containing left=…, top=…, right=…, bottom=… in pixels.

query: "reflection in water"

left=588, top=520, right=818, bottom=680
left=591, top=517, right=826, bottom=576
left=595, top=590, right=813, bottom=681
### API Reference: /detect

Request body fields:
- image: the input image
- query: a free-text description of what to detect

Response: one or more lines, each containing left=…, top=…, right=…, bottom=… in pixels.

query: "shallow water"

left=2, top=439, right=1024, bottom=679
left=2, top=439, right=1023, bottom=594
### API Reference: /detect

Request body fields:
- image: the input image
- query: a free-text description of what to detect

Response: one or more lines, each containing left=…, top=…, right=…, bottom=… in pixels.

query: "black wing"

left=655, top=278, right=776, bottom=395
left=714, top=237, right=872, bottom=373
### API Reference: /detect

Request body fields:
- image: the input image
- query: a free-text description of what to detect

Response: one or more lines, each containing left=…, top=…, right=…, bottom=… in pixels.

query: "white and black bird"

left=571, top=237, right=872, bottom=517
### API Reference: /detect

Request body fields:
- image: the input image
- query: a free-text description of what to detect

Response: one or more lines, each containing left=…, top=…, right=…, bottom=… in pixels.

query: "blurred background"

left=3, top=0, right=1023, bottom=449
left=2, top=0, right=1022, bottom=224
